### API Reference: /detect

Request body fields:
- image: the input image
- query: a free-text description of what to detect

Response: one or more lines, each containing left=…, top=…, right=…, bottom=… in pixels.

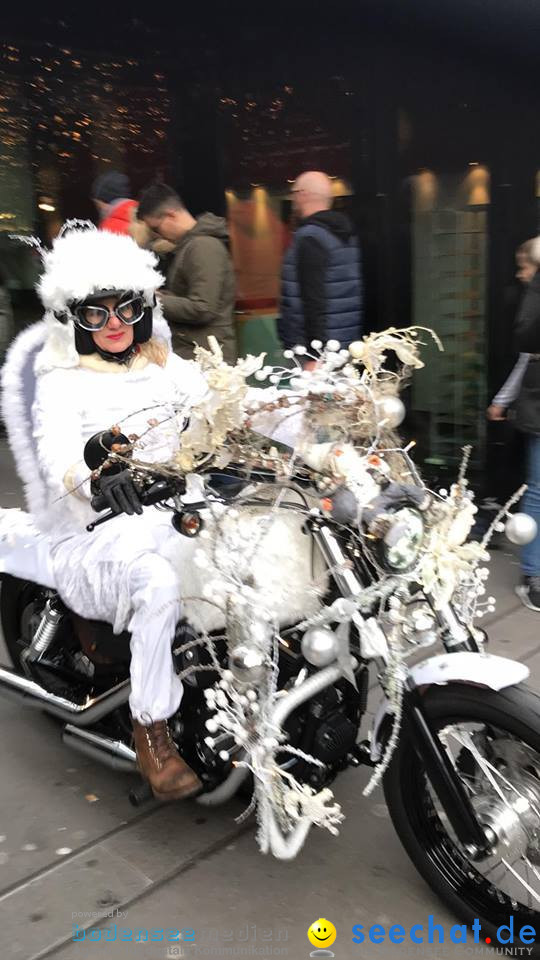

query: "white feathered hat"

left=32, top=221, right=166, bottom=373
left=38, top=221, right=164, bottom=312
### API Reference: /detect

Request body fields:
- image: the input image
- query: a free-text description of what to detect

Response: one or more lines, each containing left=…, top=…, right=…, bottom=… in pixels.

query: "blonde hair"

left=139, top=337, right=169, bottom=367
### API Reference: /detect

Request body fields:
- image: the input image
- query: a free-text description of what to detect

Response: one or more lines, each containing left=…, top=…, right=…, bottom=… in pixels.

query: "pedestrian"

left=137, top=183, right=237, bottom=363
left=278, top=171, right=363, bottom=366
left=488, top=237, right=540, bottom=610
left=92, top=170, right=138, bottom=236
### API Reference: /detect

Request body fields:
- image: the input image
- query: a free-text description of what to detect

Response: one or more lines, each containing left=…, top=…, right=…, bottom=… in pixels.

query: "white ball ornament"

left=219, top=750, right=230, bottom=761
left=310, top=339, right=323, bottom=350
left=325, top=339, right=340, bottom=352
left=505, top=513, right=538, bottom=545
left=348, top=341, right=365, bottom=359
left=376, top=396, right=406, bottom=429
left=254, top=370, right=267, bottom=381
left=204, top=737, right=216, bottom=748
left=269, top=374, right=280, bottom=384
left=206, top=719, right=218, bottom=733
left=294, top=345, right=307, bottom=355
left=283, top=349, right=295, bottom=359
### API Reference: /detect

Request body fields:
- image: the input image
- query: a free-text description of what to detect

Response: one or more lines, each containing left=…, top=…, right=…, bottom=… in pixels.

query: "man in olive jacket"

left=138, top=183, right=237, bottom=363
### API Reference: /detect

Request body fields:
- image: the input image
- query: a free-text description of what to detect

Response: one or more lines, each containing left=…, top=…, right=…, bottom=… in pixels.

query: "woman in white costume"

left=5, top=224, right=210, bottom=799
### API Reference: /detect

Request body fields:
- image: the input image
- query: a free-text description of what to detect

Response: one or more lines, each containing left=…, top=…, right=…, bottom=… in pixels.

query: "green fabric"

left=160, top=214, right=238, bottom=364
left=237, top=313, right=292, bottom=387
left=237, top=313, right=283, bottom=363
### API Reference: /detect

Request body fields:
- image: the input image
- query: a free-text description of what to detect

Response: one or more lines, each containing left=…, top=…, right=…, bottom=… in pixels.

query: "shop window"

left=410, top=167, right=490, bottom=470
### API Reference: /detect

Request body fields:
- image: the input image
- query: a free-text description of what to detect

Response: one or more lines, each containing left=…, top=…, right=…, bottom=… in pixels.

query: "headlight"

left=381, top=506, right=424, bottom=572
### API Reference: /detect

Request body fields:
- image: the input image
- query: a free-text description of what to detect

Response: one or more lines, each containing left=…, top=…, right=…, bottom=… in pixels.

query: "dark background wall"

left=1, top=2, right=539, bottom=490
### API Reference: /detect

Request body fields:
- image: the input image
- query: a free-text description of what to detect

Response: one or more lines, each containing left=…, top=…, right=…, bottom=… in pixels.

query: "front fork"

left=402, top=678, right=494, bottom=857
left=435, top=600, right=483, bottom=653
left=310, top=520, right=493, bottom=857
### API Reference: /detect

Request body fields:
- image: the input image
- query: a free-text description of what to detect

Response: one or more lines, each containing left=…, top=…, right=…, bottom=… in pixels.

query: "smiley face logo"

left=307, top=918, right=337, bottom=950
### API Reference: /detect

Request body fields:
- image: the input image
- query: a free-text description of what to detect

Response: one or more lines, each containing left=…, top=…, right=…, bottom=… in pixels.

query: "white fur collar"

left=78, top=351, right=150, bottom=374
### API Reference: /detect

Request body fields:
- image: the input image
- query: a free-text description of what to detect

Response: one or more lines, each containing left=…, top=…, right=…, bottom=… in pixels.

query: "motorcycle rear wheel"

left=384, top=682, right=540, bottom=943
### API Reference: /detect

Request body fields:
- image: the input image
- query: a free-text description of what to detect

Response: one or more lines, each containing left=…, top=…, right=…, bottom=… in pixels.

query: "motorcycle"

left=1, top=330, right=539, bottom=941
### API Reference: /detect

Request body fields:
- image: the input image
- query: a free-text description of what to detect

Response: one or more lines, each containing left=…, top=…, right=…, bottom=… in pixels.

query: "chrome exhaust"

left=0, top=665, right=129, bottom=726
left=62, top=724, right=136, bottom=772
left=196, top=756, right=249, bottom=806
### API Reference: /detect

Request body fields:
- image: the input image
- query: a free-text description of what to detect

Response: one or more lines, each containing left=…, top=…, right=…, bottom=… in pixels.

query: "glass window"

left=410, top=166, right=490, bottom=470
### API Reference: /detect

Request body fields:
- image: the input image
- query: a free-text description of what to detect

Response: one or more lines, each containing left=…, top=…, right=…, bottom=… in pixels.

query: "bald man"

left=278, top=171, right=363, bottom=359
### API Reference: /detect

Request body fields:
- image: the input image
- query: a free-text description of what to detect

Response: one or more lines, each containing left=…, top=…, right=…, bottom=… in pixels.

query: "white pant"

left=50, top=511, right=184, bottom=723
left=49, top=501, right=327, bottom=721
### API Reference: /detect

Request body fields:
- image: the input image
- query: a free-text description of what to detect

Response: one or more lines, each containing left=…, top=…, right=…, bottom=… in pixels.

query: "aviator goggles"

left=70, top=291, right=146, bottom=332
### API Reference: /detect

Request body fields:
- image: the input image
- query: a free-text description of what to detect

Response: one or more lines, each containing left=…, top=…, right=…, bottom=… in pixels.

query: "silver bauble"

left=505, top=512, right=538, bottom=546
left=376, top=396, right=406, bottom=429
left=229, top=645, right=266, bottom=684
left=301, top=627, right=339, bottom=667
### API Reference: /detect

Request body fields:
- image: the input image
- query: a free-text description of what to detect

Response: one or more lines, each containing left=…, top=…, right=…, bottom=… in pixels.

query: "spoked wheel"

left=384, top=683, right=540, bottom=943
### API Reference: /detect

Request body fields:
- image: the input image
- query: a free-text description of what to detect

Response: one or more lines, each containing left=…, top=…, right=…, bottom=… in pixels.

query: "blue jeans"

left=521, top=435, right=540, bottom=576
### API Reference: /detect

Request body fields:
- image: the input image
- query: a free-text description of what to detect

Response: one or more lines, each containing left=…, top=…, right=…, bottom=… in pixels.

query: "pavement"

left=0, top=439, right=538, bottom=960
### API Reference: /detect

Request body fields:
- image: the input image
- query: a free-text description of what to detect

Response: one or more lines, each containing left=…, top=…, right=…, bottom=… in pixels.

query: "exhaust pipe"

left=62, top=724, right=136, bottom=772
left=0, top=665, right=129, bottom=726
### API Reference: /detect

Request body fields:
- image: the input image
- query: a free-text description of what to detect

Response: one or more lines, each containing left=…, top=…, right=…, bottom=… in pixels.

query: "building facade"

left=1, top=8, right=539, bottom=486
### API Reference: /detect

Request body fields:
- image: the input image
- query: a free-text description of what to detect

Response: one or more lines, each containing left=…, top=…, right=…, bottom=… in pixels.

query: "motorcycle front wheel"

left=384, top=682, right=540, bottom=941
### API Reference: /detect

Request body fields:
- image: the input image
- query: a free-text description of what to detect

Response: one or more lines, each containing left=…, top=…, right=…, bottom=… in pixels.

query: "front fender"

left=370, top=651, right=530, bottom=762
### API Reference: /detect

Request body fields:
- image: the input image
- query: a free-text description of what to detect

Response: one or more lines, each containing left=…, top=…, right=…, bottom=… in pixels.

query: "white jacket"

left=32, top=348, right=208, bottom=539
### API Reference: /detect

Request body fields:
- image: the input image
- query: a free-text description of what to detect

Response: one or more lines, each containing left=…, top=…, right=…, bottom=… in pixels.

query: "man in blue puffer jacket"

left=278, top=171, right=363, bottom=363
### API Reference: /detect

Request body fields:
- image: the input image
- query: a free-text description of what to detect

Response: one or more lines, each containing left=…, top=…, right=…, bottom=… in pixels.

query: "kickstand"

left=128, top=780, right=154, bottom=807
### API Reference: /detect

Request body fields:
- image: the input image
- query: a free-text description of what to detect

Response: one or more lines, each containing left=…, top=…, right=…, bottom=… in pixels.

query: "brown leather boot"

left=132, top=718, right=202, bottom=800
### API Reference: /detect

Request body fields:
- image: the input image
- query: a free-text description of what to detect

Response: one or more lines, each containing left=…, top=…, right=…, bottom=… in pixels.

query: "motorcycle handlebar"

left=86, top=477, right=183, bottom=532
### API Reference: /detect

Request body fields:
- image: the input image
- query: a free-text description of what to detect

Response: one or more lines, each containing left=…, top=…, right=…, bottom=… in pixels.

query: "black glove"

left=92, top=467, right=143, bottom=516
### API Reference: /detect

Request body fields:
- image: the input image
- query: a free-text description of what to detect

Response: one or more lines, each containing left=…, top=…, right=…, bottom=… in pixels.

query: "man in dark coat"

left=278, top=171, right=363, bottom=366
left=138, top=184, right=237, bottom=363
